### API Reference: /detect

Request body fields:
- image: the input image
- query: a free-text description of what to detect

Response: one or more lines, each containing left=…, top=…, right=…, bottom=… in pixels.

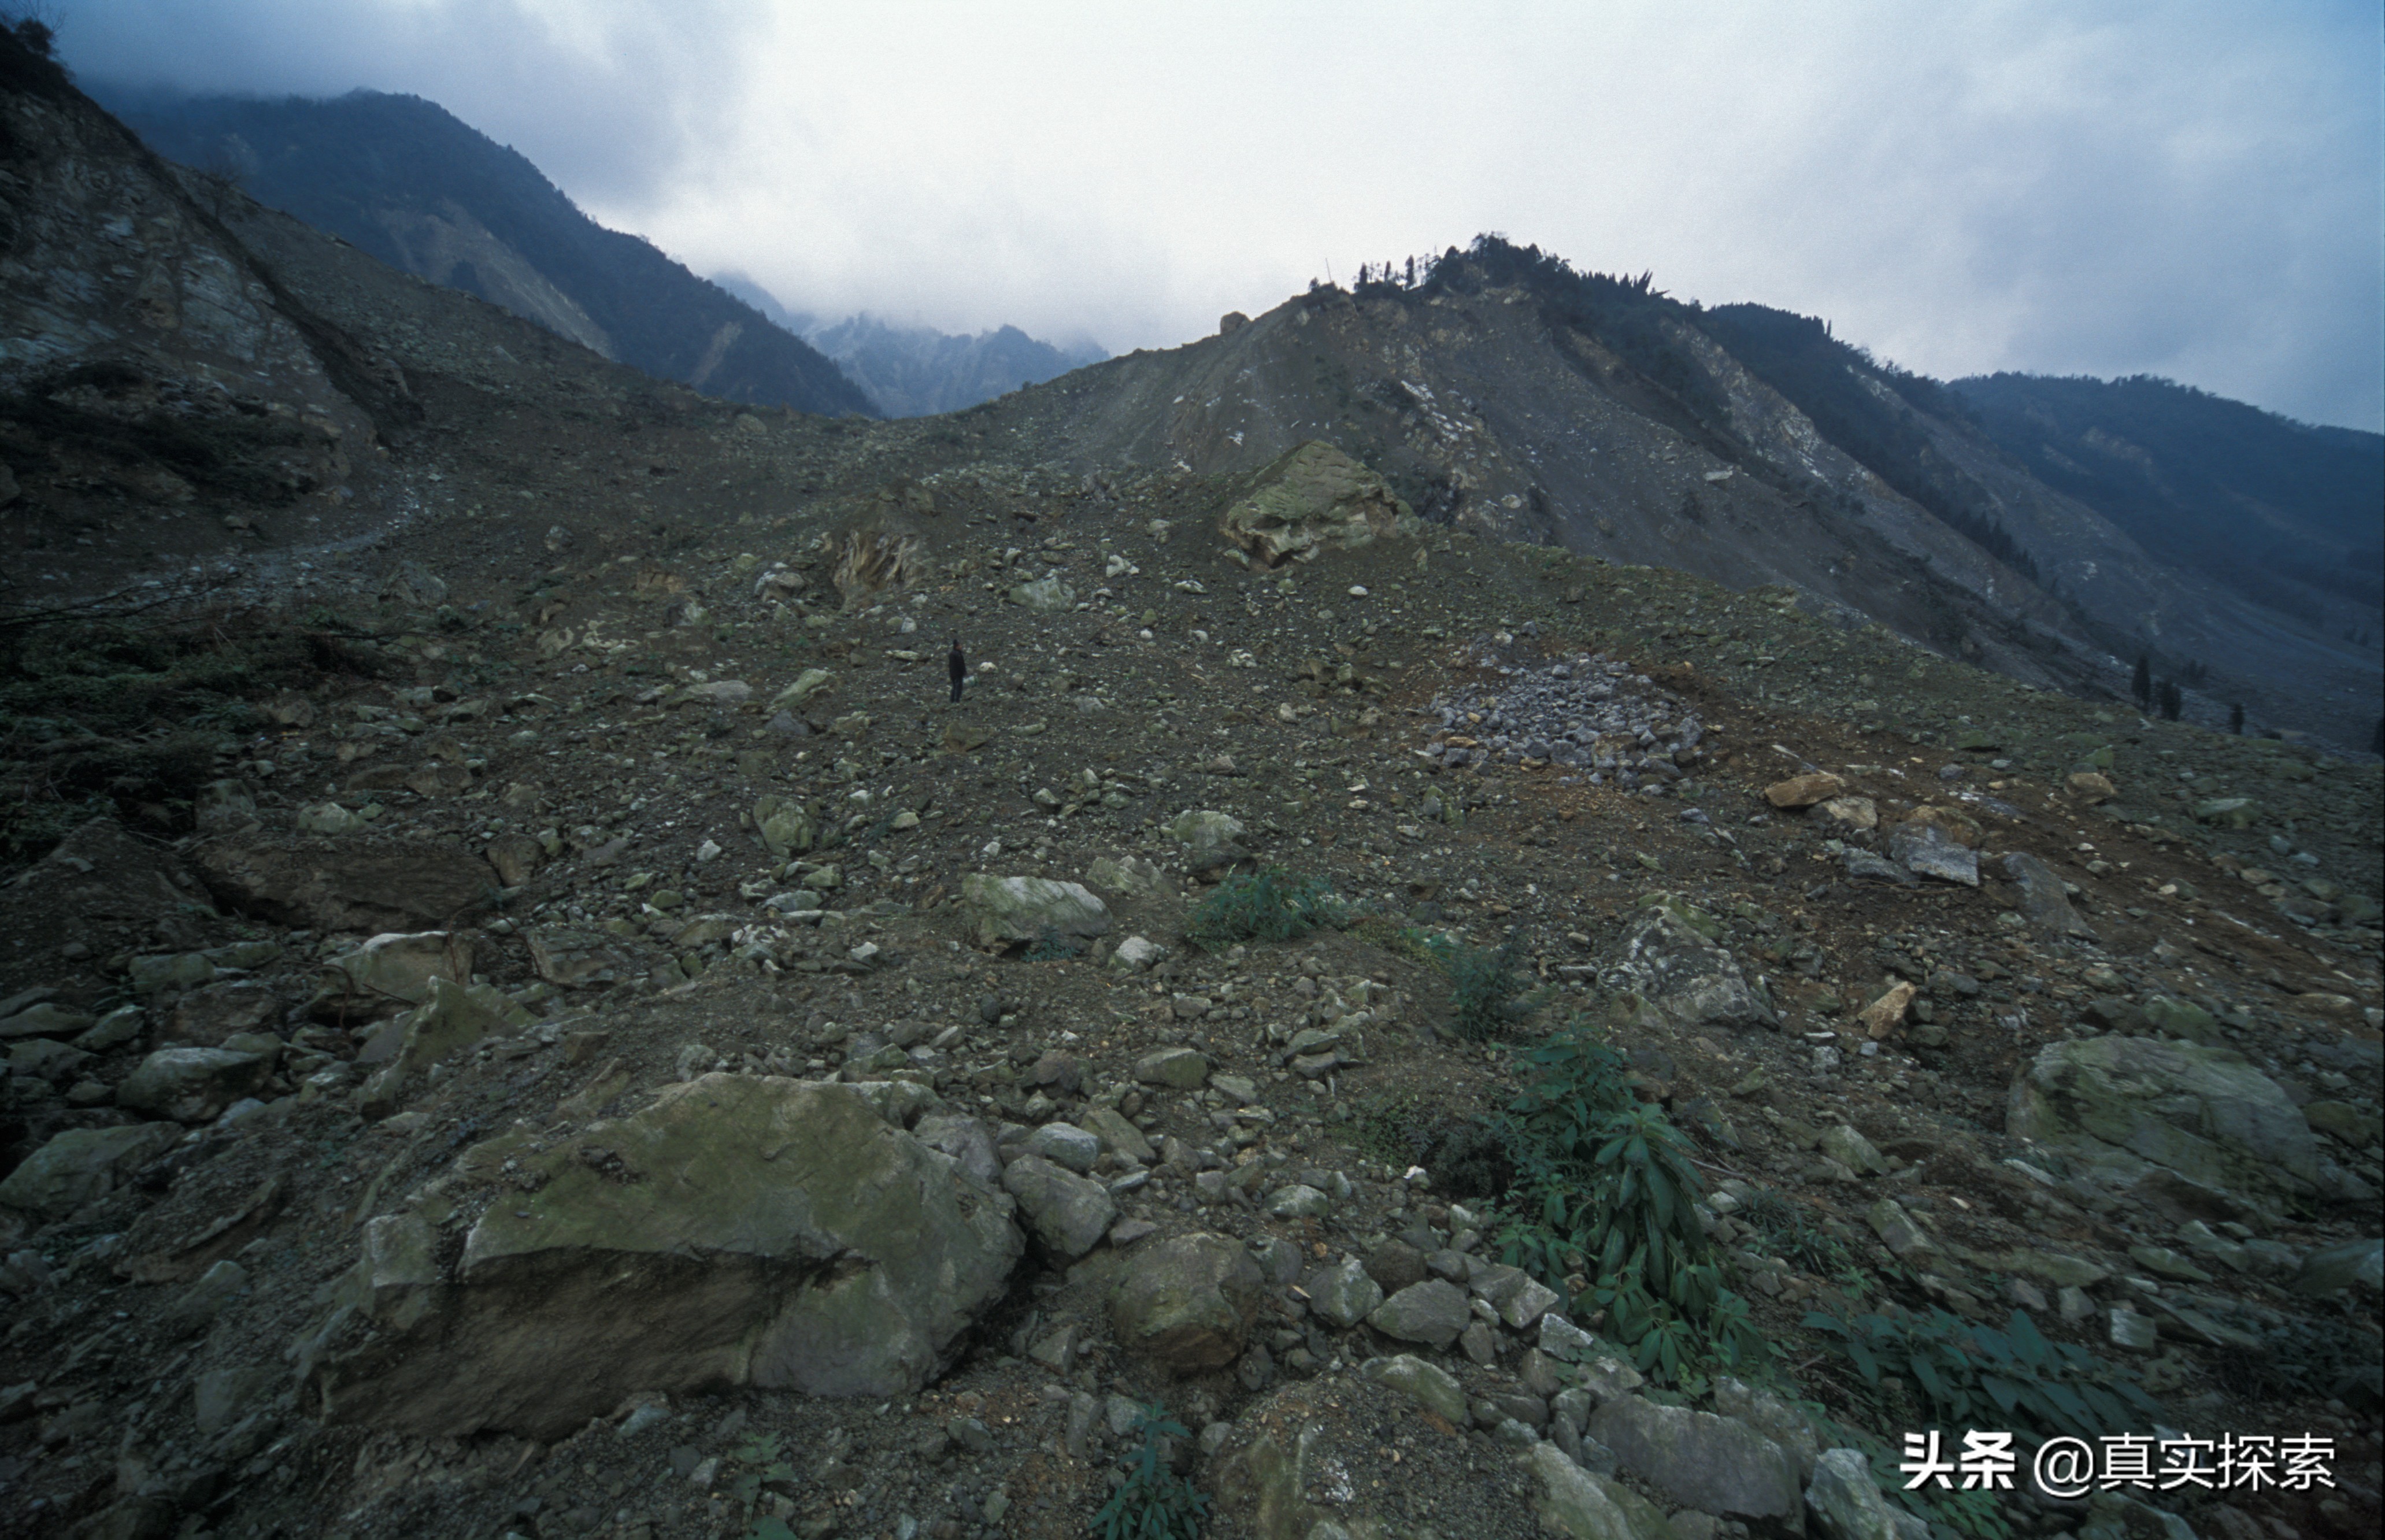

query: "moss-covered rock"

left=316, top=1075, right=1023, bottom=1438
left=1109, top=1231, right=1264, bottom=1372
left=1607, top=898, right=1775, bottom=1030
left=1219, top=440, right=1421, bottom=569
left=0, top=1121, right=181, bottom=1220
left=958, top=873, right=1109, bottom=949
left=753, top=794, right=817, bottom=857
left=117, top=1045, right=274, bottom=1123
left=2007, top=1034, right=2356, bottom=1202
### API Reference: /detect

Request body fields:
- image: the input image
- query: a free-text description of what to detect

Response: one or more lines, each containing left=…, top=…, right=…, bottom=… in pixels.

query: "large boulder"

left=117, top=1046, right=275, bottom=1124
left=1009, top=573, right=1077, bottom=610
left=1586, top=1394, right=1801, bottom=1519
left=2008, top=1035, right=2358, bottom=1202
left=0, top=1122, right=182, bottom=1220
left=1001, top=1153, right=1116, bottom=1257
left=1165, top=810, right=1249, bottom=878
left=314, top=1076, right=1023, bottom=1438
left=310, top=931, right=472, bottom=1019
left=1219, top=441, right=1421, bottom=569
left=1523, top=1441, right=1679, bottom=1540
left=753, top=794, right=817, bottom=858
left=1806, top=1447, right=1905, bottom=1540
left=1110, top=1232, right=1265, bottom=1371
left=1888, top=822, right=1978, bottom=886
left=1086, top=855, right=1172, bottom=898
left=1603, top=895, right=1776, bottom=1030
left=191, top=837, right=492, bottom=934
left=524, top=926, right=639, bottom=989
left=958, top=874, right=1110, bottom=950
left=1365, top=1279, right=1471, bottom=1349
left=2003, top=853, right=2094, bottom=939
left=1304, top=1256, right=1385, bottom=1328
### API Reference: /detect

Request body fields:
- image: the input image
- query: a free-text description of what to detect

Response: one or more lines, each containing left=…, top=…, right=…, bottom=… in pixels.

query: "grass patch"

left=1186, top=867, right=1341, bottom=952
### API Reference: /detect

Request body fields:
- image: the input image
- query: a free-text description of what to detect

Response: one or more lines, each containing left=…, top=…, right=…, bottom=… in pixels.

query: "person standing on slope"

left=948, top=637, right=966, bottom=703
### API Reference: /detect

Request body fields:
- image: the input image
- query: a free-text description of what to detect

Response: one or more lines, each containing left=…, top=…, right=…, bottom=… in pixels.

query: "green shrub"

left=1091, top=1403, right=1208, bottom=1540
left=1186, top=868, right=1339, bottom=952
left=1429, top=929, right=1528, bottom=1039
left=1803, top=1302, right=2160, bottom=1445
left=1735, top=1187, right=1862, bottom=1278
left=1484, top=1021, right=1764, bottom=1384
left=1343, top=913, right=1440, bottom=964
left=1024, top=926, right=1087, bottom=961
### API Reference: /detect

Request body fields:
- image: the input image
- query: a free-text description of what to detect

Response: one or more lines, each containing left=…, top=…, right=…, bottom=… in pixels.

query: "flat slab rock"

left=1586, top=1394, right=1801, bottom=1520
left=314, top=1075, right=1023, bottom=1439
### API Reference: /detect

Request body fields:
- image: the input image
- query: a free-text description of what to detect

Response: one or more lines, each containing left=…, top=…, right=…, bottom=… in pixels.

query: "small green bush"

left=1429, top=929, right=1528, bottom=1039
left=1485, top=1021, right=1764, bottom=1384
left=1186, top=868, right=1339, bottom=952
left=1091, top=1403, right=1208, bottom=1540
left=1735, top=1188, right=1861, bottom=1278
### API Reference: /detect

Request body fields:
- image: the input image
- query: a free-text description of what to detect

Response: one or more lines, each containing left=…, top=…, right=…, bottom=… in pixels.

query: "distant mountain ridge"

left=101, top=88, right=875, bottom=417
left=1949, top=372, right=2384, bottom=616
left=968, top=236, right=2382, bottom=743
left=713, top=272, right=1103, bottom=418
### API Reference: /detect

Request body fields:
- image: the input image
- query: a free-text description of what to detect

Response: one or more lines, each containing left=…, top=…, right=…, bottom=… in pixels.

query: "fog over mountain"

left=62, top=0, right=2383, bottom=432
left=713, top=272, right=1106, bottom=419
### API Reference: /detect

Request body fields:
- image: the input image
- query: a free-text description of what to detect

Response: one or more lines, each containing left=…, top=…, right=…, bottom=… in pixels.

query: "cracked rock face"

left=2008, top=1035, right=2364, bottom=1204
left=1604, top=897, right=1778, bottom=1030
left=313, top=1075, right=1023, bottom=1438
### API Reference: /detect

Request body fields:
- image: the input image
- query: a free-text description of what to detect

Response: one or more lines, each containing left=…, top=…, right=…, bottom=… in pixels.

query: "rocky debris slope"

left=0, top=42, right=2379, bottom=1540
left=0, top=484, right=2375, bottom=1540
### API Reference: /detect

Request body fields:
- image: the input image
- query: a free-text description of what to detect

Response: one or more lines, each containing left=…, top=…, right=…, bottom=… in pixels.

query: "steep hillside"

left=714, top=273, right=1105, bottom=417
left=1951, top=372, right=2385, bottom=619
left=972, top=239, right=2382, bottom=747
left=102, top=88, right=873, bottom=418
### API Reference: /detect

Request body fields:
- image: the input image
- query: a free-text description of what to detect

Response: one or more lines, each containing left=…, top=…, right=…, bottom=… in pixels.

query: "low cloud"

left=61, top=0, right=2383, bottom=429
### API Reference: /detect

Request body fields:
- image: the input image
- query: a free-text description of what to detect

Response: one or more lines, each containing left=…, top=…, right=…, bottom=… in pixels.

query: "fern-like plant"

left=1486, top=1021, right=1765, bottom=1383
left=1091, top=1403, right=1208, bottom=1540
left=1802, top=1303, right=2160, bottom=1443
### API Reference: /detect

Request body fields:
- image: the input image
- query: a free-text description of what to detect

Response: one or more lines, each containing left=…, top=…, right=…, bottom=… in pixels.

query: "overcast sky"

left=60, top=1, right=2385, bottom=430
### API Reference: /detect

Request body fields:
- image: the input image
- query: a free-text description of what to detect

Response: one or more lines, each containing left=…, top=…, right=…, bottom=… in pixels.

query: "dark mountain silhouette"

left=1950, top=372, right=2384, bottom=614
left=101, top=88, right=874, bottom=417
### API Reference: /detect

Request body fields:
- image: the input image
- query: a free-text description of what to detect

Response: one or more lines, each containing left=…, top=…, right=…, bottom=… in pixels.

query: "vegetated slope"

left=103, top=88, right=874, bottom=418
left=1951, top=372, right=2385, bottom=620
left=713, top=273, right=1105, bottom=417
left=977, top=237, right=2382, bottom=747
